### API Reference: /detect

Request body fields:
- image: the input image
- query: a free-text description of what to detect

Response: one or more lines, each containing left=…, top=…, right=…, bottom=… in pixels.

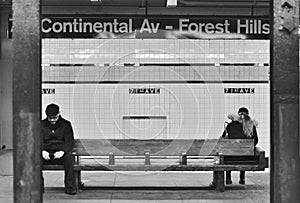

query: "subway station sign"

left=41, top=17, right=270, bottom=39
left=224, top=88, right=255, bottom=94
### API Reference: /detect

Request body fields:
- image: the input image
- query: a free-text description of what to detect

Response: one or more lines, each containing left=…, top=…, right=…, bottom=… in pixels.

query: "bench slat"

left=72, top=164, right=264, bottom=171
left=74, top=139, right=255, bottom=156
left=43, top=163, right=265, bottom=172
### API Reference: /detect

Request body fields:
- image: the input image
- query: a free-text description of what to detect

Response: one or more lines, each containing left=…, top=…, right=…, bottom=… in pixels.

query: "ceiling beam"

left=1, top=0, right=269, bottom=8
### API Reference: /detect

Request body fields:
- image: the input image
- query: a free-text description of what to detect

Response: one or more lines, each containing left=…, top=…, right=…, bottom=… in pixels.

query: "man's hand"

left=54, top=151, right=64, bottom=159
left=42, top=150, right=50, bottom=160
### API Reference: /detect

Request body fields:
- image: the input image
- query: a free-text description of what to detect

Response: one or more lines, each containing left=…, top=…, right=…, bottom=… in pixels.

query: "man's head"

left=46, top=103, right=60, bottom=124
left=238, top=107, right=249, bottom=116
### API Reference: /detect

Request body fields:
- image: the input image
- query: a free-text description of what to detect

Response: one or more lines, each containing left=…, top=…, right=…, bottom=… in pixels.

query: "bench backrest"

left=73, top=139, right=255, bottom=156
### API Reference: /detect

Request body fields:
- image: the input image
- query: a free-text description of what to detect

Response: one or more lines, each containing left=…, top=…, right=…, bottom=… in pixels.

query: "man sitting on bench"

left=41, top=103, right=76, bottom=195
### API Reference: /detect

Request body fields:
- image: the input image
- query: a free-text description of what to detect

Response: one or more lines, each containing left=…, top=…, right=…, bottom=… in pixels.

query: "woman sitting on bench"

left=221, top=107, right=259, bottom=185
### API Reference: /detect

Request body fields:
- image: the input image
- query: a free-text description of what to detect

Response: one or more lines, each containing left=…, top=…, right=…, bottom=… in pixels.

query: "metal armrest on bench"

left=255, top=147, right=269, bottom=169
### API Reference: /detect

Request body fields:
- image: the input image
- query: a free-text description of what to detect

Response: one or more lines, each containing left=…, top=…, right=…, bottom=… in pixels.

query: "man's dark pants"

left=41, top=152, right=76, bottom=190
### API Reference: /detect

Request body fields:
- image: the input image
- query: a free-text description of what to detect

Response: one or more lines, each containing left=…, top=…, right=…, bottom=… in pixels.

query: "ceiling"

left=0, top=0, right=270, bottom=17
left=0, top=0, right=270, bottom=8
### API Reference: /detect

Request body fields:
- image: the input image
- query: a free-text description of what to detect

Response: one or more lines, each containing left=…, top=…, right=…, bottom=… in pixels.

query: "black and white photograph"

left=0, top=0, right=299, bottom=202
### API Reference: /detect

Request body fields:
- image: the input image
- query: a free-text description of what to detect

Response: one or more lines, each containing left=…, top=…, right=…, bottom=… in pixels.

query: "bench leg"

left=74, top=171, right=81, bottom=191
left=213, top=171, right=225, bottom=192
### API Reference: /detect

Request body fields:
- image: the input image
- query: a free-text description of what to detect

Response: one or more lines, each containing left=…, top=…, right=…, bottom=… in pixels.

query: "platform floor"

left=0, top=150, right=269, bottom=203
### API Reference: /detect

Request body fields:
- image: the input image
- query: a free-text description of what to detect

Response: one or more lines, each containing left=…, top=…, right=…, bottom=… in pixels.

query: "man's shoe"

left=226, top=179, right=232, bottom=184
left=65, top=188, right=77, bottom=195
left=239, top=179, right=245, bottom=184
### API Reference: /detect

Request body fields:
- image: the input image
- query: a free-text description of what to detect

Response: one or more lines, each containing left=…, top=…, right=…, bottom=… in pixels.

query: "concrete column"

left=12, top=0, right=42, bottom=202
left=271, top=0, right=300, bottom=202
left=0, top=8, right=13, bottom=150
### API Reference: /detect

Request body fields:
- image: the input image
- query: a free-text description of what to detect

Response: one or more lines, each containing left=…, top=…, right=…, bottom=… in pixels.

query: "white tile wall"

left=42, top=65, right=269, bottom=82
left=42, top=38, right=270, bottom=157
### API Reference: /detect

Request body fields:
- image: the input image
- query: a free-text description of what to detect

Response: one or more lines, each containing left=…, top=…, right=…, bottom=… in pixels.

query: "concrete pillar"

left=0, top=8, right=13, bottom=150
left=271, top=0, right=300, bottom=202
left=12, top=0, right=42, bottom=202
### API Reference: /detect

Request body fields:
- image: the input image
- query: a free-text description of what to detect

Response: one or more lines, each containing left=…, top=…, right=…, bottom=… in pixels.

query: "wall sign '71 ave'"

left=224, top=88, right=255, bottom=94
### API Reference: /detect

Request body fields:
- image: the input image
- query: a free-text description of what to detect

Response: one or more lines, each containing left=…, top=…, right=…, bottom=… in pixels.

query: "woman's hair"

left=240, top=113, right=255, bottom=138
left=227, top=108, right=258, bottom=138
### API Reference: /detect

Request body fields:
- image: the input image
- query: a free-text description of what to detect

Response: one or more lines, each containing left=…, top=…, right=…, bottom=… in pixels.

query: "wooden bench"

left=43, top=138, right=269, bottom=192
